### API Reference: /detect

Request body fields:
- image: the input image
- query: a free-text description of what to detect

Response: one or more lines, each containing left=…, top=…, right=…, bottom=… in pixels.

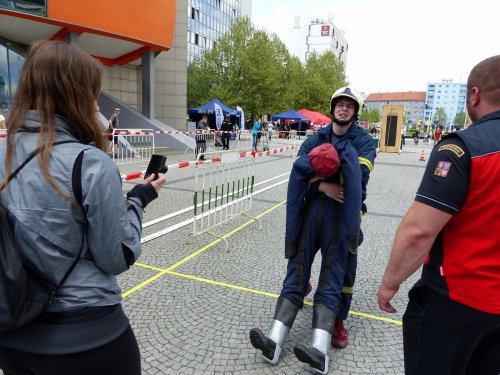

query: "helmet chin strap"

left=332, top=114, right=357, bottom=126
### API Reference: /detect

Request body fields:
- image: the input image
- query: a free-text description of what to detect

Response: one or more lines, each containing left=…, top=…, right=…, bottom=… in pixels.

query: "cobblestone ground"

left=0, top=140, right=434, bottom=375
left=115, top=141, right=434, bottom=374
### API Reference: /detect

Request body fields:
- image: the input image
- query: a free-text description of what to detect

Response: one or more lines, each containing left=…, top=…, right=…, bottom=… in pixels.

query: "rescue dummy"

left=250, top=139, right=361, bottom=374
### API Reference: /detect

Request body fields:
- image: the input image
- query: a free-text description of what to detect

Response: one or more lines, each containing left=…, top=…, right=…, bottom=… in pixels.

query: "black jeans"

left=403, top=284, right=500, bottom=375
left=0, top=325, right=141, bottom=375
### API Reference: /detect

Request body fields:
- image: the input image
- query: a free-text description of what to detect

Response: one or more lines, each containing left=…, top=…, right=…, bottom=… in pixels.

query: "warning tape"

left=120, top=145, right=299, bottom=182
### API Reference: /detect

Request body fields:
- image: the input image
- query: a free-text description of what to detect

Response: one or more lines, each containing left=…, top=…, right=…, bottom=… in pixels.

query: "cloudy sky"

left=251, top=0, right=499, bottom=95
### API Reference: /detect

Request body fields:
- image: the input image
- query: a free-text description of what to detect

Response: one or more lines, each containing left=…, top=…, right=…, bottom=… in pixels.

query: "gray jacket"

left=0, top=111, right=145, bottom=311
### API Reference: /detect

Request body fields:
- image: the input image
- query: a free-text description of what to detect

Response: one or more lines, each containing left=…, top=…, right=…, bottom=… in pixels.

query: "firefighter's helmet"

left=330, top=86, right=364, bottom=116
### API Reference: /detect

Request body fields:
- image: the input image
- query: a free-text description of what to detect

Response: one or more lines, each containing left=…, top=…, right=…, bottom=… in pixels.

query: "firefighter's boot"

left=293, top=304, right=335, bottom=374
left=249, top=297, right=300, bottom=364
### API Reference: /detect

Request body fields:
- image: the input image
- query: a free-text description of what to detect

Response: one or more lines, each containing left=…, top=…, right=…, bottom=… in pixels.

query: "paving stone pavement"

left=114, top=141, right=435, bottom=374
left=0, top=140, right=435, bottom=375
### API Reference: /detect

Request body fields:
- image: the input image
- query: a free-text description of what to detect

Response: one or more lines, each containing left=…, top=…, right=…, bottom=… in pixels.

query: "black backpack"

left=0, top=141, right=86, bottom=333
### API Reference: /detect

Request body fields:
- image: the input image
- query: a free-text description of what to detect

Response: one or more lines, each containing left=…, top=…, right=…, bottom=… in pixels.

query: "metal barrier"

left=193, top=131, right=216, bottom=159
left=111, top=129, right=155, bottom=164
left=192, top=150, right=258, bottom=251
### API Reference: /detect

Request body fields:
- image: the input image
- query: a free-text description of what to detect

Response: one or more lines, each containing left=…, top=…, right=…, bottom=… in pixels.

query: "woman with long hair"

left=0, top=40, right=165, bottom=375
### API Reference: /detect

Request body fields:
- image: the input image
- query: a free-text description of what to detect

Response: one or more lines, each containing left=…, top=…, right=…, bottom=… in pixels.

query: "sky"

left=251, top=0, right=499, bottom=95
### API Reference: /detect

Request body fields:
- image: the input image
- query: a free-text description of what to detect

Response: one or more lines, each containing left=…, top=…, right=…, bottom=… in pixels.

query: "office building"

left=364, top=92, right=426, bottom=126
left=424, top=80, right=466, bottom=130
left=187, top=0, right=252, bottom=64
left=1, top=0, right=252, bottom=148
left=288, top=17, right=348, bottom=64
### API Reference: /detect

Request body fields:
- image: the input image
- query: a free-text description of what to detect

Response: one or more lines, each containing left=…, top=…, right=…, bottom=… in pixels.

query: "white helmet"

left=329, top=86, right=364, bottom=117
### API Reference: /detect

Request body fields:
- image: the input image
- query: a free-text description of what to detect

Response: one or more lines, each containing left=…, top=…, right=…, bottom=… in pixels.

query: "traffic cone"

left=419, top=150, right=425, bottom=161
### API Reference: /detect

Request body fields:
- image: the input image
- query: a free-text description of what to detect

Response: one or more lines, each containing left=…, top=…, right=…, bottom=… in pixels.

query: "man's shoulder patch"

left=438, top=144, right=465, bottom=157
left=434, top=161, right=452, bottom=177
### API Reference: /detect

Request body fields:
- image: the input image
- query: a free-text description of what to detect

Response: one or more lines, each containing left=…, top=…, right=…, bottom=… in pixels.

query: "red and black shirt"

left=415, top=110, right=500, bottom=314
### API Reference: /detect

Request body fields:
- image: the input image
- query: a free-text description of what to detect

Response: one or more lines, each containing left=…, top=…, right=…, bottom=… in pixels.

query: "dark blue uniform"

left=289, top=124, right=375, bottom=319
left=282, top=139, right=362, bottom=314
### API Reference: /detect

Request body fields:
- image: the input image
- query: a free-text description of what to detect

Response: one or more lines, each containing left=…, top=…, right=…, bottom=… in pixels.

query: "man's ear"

left=470, top=87, right=480, bottom=106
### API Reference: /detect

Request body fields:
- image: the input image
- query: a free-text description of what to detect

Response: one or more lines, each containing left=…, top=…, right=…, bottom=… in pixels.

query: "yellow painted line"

left=165, top=200, right=286, bottom=272
left=122, top=200, right=286, bottom=298
left=168, top=271, right=280, bottom=299
left=169, top=271, right=402, bottom=326
left=122, top=268, right=170, bottom=298
left=134, top=262, right=165, bottom=272
left=124, top=198, right=402, bottom=326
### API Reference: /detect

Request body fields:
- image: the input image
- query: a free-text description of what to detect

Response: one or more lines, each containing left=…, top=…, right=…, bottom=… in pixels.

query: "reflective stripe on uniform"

left=342, top=285, right=354, bottom=294
left=359, top=156, right=374, bottom=172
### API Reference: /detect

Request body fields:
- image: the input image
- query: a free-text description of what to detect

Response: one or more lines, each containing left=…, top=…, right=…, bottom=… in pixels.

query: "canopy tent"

left=271, top=110, right=311, bottom=132
left=297, top=109, right=331, bottom=125
left=188, top=98, right=242, bottom=129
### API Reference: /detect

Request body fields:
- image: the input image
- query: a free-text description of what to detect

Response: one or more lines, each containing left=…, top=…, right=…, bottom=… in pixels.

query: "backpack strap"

left=72, top=149, right=85, bottom=207
left=5, top=141, right=89, bottom=304
left=6, top=140, right=79, bottom=183
left=49, top=148, right=89, bottom=303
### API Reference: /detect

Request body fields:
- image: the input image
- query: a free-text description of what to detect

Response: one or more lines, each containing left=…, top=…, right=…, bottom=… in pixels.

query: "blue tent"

left=271, top=110, right=311, bottom=132
left=188, top=98, right=241, bottom=117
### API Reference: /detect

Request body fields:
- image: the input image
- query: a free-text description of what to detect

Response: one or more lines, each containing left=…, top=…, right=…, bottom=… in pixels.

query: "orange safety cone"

left=419, top=149, right=425, bottom=161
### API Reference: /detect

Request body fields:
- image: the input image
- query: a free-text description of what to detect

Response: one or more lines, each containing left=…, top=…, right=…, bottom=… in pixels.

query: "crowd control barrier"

left=110, top=129, right=155, bottom=164
left=192, top=150, right=258, bottom=251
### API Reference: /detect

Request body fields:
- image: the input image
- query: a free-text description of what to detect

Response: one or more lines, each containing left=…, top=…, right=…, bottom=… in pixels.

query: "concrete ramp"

left=98, top=92, right=195, bottom=151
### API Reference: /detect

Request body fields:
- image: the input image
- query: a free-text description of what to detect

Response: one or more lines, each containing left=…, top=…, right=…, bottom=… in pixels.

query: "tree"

left=360, top=108, right=380, bottom=123
left=433, top=107, right=447, bottom=127
left=298, top=51, right=347, bottom=114
left=454, top=111, right=466, bottom=128
left=187, top=17, right=295, bottom=119
left=187, top=17, right=348, bottom=120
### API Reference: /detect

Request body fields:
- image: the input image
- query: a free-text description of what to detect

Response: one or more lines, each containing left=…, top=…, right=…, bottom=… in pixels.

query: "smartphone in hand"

left=144, top=154, right=168, bottom=180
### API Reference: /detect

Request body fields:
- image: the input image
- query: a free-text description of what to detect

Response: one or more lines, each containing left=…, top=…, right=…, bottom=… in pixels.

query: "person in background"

left=196, top=115, right=210, bottom=160
left=107, top=106, right=120, bottom=151
left=108, top=106, right=120, bottom=130
left=377, top=55, right=500, bottom=375
left=0, top=40, right=166, bottom=375
left=221, top=115, right=232, bottom=150
left=252, top=117, right=261, bottom=151
left=267, top=121, right=273, bottom=141
left=433, top=126, right=443, bottom=146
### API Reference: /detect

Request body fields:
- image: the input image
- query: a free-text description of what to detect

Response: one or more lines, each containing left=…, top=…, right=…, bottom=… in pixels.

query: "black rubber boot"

left=249, top=297, right=300, bottom=364
left=293, top=304, right=335, bottom=374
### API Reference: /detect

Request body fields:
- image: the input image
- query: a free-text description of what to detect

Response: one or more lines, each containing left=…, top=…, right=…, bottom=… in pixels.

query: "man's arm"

left=377, top=201, right=452, bottom=313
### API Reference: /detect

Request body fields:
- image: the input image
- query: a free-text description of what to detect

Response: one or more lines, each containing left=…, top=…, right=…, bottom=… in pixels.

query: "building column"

left=64, top=31, right=79, bottom=47
left=141, top=50, right=155, bottom=119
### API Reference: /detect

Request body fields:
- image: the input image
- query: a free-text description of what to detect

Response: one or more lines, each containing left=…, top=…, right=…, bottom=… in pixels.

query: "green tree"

left=360, top=108, right=380, bottom=123
left=298, top=51, right=347, bottom=114
left=453, top=111, right=466, bottom=128
left=187, top=17, right=295, bottom=119
left=433, top=107, right=447, bottom=127
left=187, top=17, right=347, bottom=120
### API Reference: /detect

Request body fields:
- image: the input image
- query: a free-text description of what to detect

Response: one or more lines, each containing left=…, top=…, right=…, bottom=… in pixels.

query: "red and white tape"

left=120, top=145, right=298, bottom=182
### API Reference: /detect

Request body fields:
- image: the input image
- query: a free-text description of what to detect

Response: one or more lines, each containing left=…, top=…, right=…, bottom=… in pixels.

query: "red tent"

left=297, top=109, right=331, bottom=125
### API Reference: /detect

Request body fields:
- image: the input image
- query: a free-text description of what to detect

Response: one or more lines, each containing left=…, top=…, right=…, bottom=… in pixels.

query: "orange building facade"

left=0, top=0, right=191, bottom=144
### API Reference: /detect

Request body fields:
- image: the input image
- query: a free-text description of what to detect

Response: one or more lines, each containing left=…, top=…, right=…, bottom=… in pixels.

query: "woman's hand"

left=143, top=174, right=166, bottom=194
